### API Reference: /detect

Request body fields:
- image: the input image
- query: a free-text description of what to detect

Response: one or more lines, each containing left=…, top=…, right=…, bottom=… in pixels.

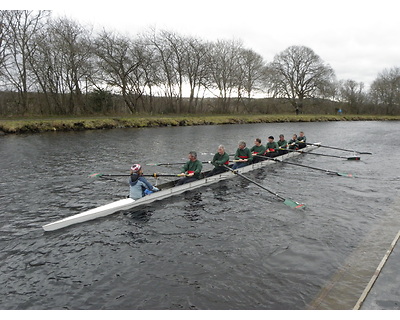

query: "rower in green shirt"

left=250, top=138, right=266, bottom=163
left=206, top=145, right=230, bottom=177
left=265, top=136, right=279, bottom=157
left=176, top=151, right=203, bottom=185
left=297, top=131, right=307, bottom=149
left=277, top=134, right=288, bottom=155
left=288, top=133, right=298, bottom=149
left=232, top=141, right=253, bottom=169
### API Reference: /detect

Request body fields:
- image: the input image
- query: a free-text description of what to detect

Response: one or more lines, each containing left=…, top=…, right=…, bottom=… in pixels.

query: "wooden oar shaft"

left=255, top=155, right=346, bottom=176
left=148, top=160, right=224, bottom=166
left=306, top=143, right=371, bottom=154
left=280, top=159, right=335, bottom=174
left=223, top=165, right=285, bottom=201
left=291, top=149, right=347, bottom=159
left=147, top=162, right=186, bottom=166
left=286, top=148, right=360, bottom=161
left=90, top=173, right=179, bottom=178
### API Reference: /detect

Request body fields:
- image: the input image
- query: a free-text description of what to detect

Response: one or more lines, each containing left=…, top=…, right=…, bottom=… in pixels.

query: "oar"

left=147, top=161, right=223, bottom=166
left=147, top=162, right=182, bottom=166
left=255, top=155, right=354, bottom=177
left=223, top=165, right=305, bottom=209
left=292, top=149, right=361, bottom=161
left=306, top=143, right=372, bottom=155
left=89, top=173, right=181, bottom=178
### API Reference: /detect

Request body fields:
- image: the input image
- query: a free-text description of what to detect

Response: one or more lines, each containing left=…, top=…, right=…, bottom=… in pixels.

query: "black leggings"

left=206, top=166, right=228, bottom=177
left=175, top=176, right=199, bottom=186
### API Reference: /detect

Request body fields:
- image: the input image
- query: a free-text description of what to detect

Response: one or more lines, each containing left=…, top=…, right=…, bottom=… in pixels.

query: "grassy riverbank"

left=1, top=114, right=400, bottom=135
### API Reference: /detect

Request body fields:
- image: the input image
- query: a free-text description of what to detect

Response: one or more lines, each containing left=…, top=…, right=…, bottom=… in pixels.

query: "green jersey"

left=250, top=144, right=266, bottom=155
left=181, top=160, right=203, bottom=179
left=234, top=147, right=253, bottom=162
left=277, top=139, right=288, bottom=150
left=297, top=135, right=306, bottom=143
left=211, top=152, right=230, bottom=168
left=266, top=141, right=279, bottom=152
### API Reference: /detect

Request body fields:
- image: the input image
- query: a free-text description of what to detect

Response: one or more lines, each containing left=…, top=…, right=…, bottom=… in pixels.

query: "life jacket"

left=130, top=173, right=139, bottom=184
left=187, top=170, right=195, bottom=174
left=224, top=160, right=230, bottom=165
left=238, top=155, right=249, bottom=159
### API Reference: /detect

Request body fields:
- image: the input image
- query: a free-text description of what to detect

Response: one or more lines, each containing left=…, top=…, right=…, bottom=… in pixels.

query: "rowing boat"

left=42, top=143, right=321, bottom=231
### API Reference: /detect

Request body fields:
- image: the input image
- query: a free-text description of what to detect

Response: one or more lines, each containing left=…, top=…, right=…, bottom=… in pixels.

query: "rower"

left=206, top=145, right=230, bottom=177
left=288, top=134, right=298, bottom=149
left=264, top=136, right=279, bottom=157
left=277, top=134, right=288, bottom=155
left=176, top=151, right=203, bottom=185
left=129, top=164, right=159, bottom=200
left=232, top=141, right=252, bottom=170
left=297, top=131, right=307, bottom=149
left=250, top=138, right=266, bottom=163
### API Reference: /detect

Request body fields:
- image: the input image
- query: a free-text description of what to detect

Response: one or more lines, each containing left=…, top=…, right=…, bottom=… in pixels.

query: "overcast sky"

left=9, top=0, right=400, bottom=88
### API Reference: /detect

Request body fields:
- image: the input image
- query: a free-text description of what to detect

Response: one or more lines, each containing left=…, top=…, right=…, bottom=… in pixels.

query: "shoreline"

left=1, top=114, right=399, bottom=135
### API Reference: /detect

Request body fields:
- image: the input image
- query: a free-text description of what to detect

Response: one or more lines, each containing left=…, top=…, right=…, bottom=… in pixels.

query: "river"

left=1, top=121, right=399, bottom=310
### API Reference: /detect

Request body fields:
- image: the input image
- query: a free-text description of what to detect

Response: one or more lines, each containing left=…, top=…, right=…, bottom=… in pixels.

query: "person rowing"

left=288, top=134, right=298, bottom=150
left=277, top=134, right=288, bottom=155
left=297, top=131, right=307, bottom=149
left=232, top=140, right=252, bottom=169
left=176, top=151, right=203, bottom=185
left=250, top=138, right=266, bottom=163
left=129, top=164, right=159, bottom=200
left=264, top=136, right=279, bottom=157
left=206, top=145, right=230, bottom=177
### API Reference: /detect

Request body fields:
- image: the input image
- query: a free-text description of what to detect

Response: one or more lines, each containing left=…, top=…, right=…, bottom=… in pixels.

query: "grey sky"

left=12, top=0, right=400, bottom=88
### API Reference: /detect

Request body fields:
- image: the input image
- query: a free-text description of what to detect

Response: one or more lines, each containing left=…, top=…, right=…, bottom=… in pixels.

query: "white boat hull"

left=43, top=198, right=136, bottom=231
left=42, top=143, right=320, bottom=231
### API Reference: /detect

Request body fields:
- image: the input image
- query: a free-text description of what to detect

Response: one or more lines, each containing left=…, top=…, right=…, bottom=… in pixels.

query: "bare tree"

left=30, top=17, right=93, bottom=114
left=182, top=36, right=211, bottom=112
left=369, top=67, right=400, bottom=115
left=134, top=36, right=163, bottom=113
left=0, top=11, right=10, bottom=75
left=94, top=30, right=149, bottom=113
left=161, top=31, right=187, bottom=113
left=338, top=79, right=366, bottom=113
left=207, top=39, right=244, bottom=112
left=144, top=30, right=214, bottom=113
left=239, top=48, right=266, bottom=99
left=52, top=17, right=93, bottom=114
left=29, top=27, right=60, bottom=114
left=1, top=10, right=49, bottom=113
left=141, top=29, right=179, bottom=112
left=234, top=48, right=267, bottom=112
left=267, top=45, right=335, bottom=113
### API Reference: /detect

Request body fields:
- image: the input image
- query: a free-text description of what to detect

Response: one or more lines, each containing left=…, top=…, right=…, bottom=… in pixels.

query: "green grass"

left=1, top=114, right=400, bottom=134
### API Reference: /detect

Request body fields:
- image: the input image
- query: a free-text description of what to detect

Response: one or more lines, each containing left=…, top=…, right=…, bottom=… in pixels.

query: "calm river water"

left=1, top=121, right=400, bottom=310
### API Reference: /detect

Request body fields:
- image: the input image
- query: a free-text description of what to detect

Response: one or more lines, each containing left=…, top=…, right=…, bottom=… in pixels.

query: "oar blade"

left=283, top=199, right=306, bottom=209
left=89, top=172, right=103, bottom=178
left=337, top=172, right=354, bottom=177
left=347, top=157, right=360, bottom=161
